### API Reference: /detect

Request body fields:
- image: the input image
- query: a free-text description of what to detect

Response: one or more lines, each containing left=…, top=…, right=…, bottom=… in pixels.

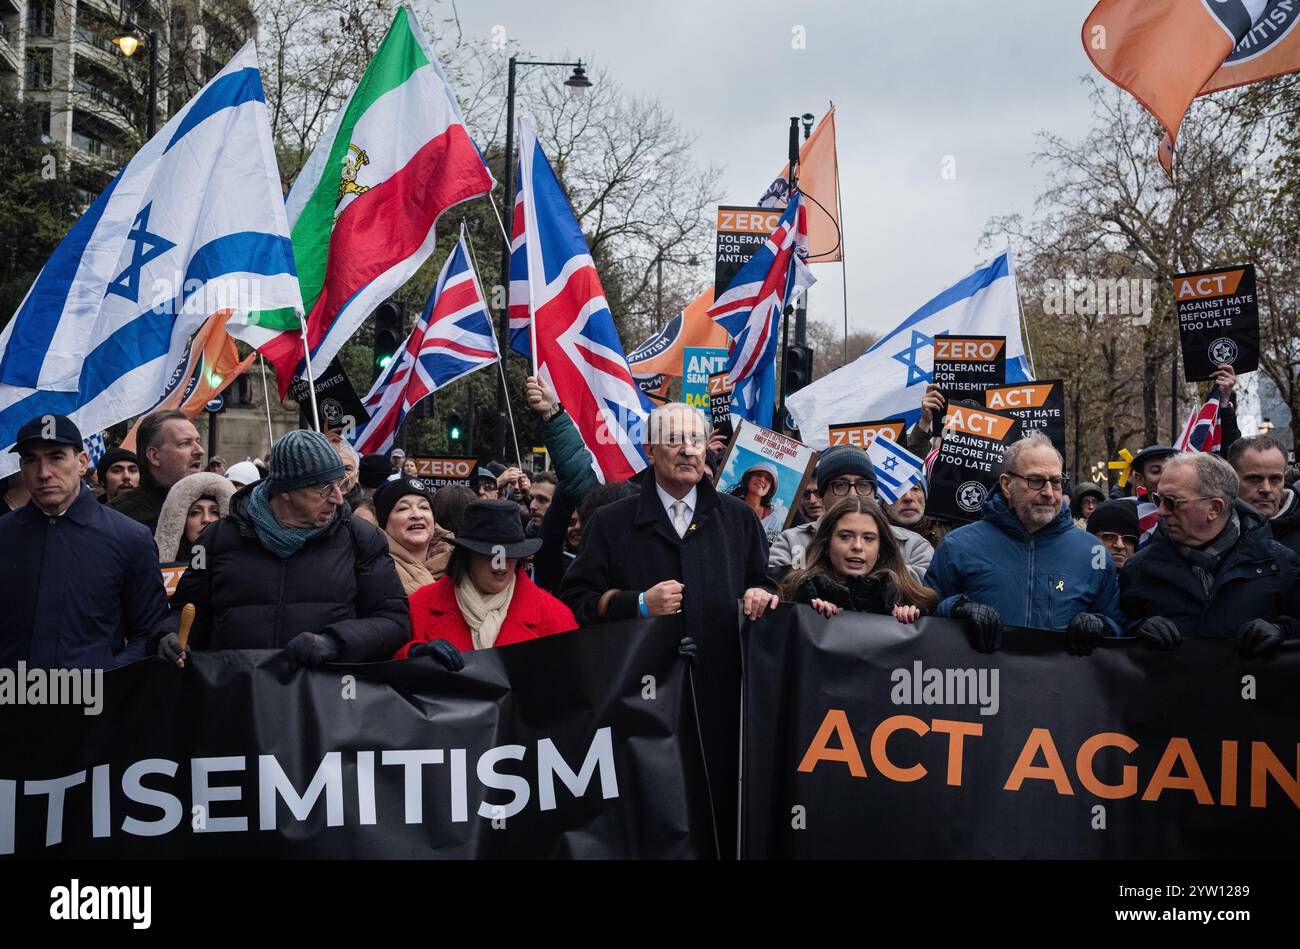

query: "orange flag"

left=758, top=106, right=842, bottom=262
left=627, top=289, right=731, bottom=401
left=1083, top=1, right=1300, bottom=174
left=121, top=310, right=257, bottom=452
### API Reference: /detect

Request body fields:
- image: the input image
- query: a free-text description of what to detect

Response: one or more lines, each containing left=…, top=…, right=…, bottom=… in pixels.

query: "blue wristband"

left=638, top=592, right=649, bottom=618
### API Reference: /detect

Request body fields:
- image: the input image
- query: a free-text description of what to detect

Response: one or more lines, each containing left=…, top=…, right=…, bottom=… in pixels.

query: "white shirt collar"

left=655, top=481, right=697, bottom=520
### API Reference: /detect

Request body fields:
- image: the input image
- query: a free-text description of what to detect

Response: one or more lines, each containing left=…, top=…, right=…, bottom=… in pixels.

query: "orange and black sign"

left=1173, top=264, right=1259, bottom=381
left=827, top=418, right=907, bottom=450
left=160, top=563, right=188, bottom=598
left=409, top=455, right=477, bottom=489
left=714, top=205, right=783, bottom=299
left=926, top=402, right=1021, bottom=524
left=707, top=370, right=734, bottom=437
left=932, top=334, right=1006, bottom=403
left=984, top=380, right=1066, bottom=459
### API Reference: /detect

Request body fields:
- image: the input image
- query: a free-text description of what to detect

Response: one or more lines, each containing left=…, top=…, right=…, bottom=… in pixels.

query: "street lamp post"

left=112, top=25, right=158, bottom=138
left=494, top=57, right=591, bottom=462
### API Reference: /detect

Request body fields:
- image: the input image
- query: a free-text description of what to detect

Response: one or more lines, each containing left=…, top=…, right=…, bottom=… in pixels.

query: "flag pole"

left=464, top=221, right=524, bottom=466
left=296, top=312, right=321, bottom=432
left=258, top=355, right=276, bottom=451
left=831, top=101, right=849, bottom=364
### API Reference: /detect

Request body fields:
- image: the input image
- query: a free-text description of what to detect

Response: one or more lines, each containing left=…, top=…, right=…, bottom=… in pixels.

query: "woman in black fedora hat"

left=395, top=500, right=578, bottom=668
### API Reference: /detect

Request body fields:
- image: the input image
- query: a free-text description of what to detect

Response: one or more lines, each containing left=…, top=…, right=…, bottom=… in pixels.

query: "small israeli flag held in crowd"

left=866, top=435, right=925, bottom=504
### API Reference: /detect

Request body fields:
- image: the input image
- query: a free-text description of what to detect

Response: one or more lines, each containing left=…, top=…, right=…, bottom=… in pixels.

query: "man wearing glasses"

left=1084, top=500, right=1141, bottom=569
left=156, top=430, right=409, bottom=667
left=1119, top=451, right=1300, bottom=657
left=768, top=446, right=934, bottom=582
left=925, top=432, right=1122, bottom=655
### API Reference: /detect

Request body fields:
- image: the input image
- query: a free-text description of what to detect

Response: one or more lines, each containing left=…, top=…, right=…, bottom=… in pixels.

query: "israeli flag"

left=0, top=42, right=300, bottom=476
left=787, top=251, right=1031, bottom=449
left=866, top=436, right=925, bottom=504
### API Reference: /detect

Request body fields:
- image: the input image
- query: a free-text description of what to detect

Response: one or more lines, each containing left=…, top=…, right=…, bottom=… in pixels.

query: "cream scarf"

left=455, top=571, right=517, bottom=650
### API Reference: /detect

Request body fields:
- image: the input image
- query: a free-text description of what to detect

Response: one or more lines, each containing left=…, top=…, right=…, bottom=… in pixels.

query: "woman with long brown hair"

left=780, top=496, right=938, bottom=622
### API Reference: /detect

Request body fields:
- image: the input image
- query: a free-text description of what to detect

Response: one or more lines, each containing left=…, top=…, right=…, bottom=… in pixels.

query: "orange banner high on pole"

left=1083, top=1, right=1300, bottom=174
left=122, top=310, right=257, bottom=452
left=759, top=106, right=842, bottom=262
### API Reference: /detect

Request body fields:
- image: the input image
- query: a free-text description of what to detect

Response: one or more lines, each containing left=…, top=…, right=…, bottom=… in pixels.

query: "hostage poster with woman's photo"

left=714, top=420, right=819, bottom=543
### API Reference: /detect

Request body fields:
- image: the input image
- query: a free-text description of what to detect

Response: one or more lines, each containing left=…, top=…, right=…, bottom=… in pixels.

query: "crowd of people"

left=1, top=372, right=1298, bottom=849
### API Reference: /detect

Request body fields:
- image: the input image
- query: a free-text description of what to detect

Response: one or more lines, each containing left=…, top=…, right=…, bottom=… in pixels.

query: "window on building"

left=26, top=49, right=52, bottom=89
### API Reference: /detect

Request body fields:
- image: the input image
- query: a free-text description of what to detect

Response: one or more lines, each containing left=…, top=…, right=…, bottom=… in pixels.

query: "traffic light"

left=447, top=411, right=464, bottom=448
left=373, top=300, right=404, bottom=371
left=784, top=344, right=814, bottom=396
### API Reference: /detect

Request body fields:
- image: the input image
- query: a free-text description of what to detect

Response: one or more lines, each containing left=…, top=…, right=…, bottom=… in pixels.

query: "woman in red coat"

left=395, top=499, right=577, bottom=668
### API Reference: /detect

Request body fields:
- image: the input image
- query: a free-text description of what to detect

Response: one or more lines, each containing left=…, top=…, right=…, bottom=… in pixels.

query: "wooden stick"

left=177, top=602, right=196, bottom=652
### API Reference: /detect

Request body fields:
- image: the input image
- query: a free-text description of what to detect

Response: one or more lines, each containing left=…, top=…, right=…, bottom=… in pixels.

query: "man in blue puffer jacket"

left=924, top=432, right=1122, bottom=654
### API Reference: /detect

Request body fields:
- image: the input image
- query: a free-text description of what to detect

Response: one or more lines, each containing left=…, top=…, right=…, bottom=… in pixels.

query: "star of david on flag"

left=866, top=434, right=926, bottom=504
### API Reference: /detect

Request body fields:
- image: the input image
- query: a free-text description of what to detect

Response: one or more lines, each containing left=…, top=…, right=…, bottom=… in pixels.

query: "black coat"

left=170, top=485, right=409, bottom=659
left=106, top=467, right=170, bottom=532
left=1268, top=489, right=1300, bottom=558
left=1119, top=502, right=1300, bottom=640
left=560, top=472, right=774, bottom=857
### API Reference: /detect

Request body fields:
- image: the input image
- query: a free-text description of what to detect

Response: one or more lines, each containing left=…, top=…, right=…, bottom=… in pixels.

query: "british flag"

left=507, top=116, right=651, bottom=482
left=1175, top=392, right=1223, bottom=454
left=708, top=193, right=815, bottom=428
left=349, top=229, right=498, bottom=456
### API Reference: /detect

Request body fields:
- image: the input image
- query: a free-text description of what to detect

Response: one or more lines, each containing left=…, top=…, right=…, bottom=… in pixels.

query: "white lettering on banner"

left=0, top=731, right=623, bottom=854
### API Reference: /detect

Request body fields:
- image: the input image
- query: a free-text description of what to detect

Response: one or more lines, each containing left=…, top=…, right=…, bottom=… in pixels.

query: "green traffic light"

left=450, top=427, right=461, bottom=441
left=377, top=354, right=393, bottom=369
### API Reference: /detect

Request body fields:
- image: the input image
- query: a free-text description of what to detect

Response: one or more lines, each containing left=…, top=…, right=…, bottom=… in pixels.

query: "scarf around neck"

left=455, top=570, right=517, bottom=651
left=1173, top=509, right=1240, bottom=597
left=246, top=481, right=332, bottom=559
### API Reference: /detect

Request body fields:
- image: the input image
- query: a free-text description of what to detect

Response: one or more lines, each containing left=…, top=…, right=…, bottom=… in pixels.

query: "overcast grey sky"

left=454, top=0, right=1105, bottom=338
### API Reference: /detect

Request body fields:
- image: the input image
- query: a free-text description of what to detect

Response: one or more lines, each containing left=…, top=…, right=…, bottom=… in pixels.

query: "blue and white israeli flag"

left=866, top=435, right=925, bottom=504
left=0, top=42, right=301, bottom=476
left=786, top=251, right=1032, bottom=449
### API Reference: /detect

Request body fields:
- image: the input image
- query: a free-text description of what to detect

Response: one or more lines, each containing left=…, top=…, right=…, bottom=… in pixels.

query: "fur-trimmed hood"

left=154, top=472, right=237, bottom=563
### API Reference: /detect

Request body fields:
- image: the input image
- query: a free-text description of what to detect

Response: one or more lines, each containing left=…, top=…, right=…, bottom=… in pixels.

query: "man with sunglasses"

left=1119, top=451, right=1300, bottom=657
left=768, top=446, right=934, bottom=582
left=925, top=432, right=1122, bottom=655
left=1085, top=500, right=1141, bottom=570
left=156, top=430, right=409, bottom=667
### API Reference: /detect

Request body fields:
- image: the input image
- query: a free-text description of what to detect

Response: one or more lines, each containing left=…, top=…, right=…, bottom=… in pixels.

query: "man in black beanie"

left=96, top=447, right=140, bottom=504
left=358, top=453, right=395, bottom=499
left=1085, top=499, right=1141, bottom=570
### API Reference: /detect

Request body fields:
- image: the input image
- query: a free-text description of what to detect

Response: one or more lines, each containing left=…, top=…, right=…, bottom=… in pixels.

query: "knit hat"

left=1070, top=481, right=1106, bottom=518
left=1086, top=499, right=1140, bottom=538
left=815, top=446, right=877, bottom=496
left=96, top=447, right=138, bottom=483
left=374, top=476, right=433, bottom=528
left=359, top=454, right=395, bottom=489
left=268, top=430, right=345, bottom=493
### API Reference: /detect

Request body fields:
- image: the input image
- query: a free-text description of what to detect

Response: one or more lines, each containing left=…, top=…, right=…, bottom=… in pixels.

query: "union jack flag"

left=508, top=116, right=651, bottom=482
left=708, top=193, right=815, bottom=428
left=349, top=229, right=498, bottom=456
left=1175, top=392, right=1223, bottom=454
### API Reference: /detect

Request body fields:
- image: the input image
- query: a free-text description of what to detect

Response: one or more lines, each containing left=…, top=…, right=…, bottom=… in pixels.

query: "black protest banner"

left=983, top=380, right=1066, bottom=459
left=0, top=620, right=714, bottom=859
left=932, top=335, right=1006, bottom=404
left=708, top=370, right=734, bottom=439
left=925, top=403, right=1020, bottom=523
left=1173, top=265, right=1260, bottom=381
left=289, top=357, right=372, bottom=432
left=742, top=606, right=1300, bottom=859
left=827, top=418, right=908, bottom=450
left=715, top=206, right=784, bottom=298
left=409, top=455, right=477, bottom=489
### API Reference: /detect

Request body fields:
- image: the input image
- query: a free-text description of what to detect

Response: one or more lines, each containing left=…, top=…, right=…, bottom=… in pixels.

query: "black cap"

left=11, top=414, right=83, bottom=453
left=1087, top=499, right=1140, bottom=538
left=1131, top=444, right=1177, bottom=474
left=96, top=447, right=139, bottom=482
left=359, top=453, right=395, bottom=489
left=374, top=477, right=433, bottom=529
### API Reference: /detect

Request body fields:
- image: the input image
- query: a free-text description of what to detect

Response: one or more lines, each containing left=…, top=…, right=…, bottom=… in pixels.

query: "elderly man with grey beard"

left=924, top=432, right=1122, bottom=655
left=1120, top=451, right=1300, bottom=657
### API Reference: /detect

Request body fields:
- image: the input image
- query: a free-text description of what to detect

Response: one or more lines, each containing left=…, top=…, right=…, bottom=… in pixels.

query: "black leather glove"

left=1235, top=618, right=1286, bottom=658
left=1066, top=613, right=1107, bottom=657
left=1133, top=616, right=1181, bottom=650
left=408, top=639, right=466, bottom=672
left=677, top=637, right=698, bottom=665
left=285, top=631, right=342, bottom=667
left=157, top=633, right=186, bottom=665
left=952, top=600, right=1003, bottom=653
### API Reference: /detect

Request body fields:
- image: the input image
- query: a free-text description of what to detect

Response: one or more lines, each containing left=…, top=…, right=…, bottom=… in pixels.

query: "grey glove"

left=1134, top=616, right=1181, bottom=650
left=952, top=601, right=1003, bottom=653
left=677, top=637, right=699, bottom=665
left=1235, top=618, right=1285, bottom=658
left=1065, top=613, right=1107, bottom=657
left=285, top=631, right=341, bottom=667
left=408, top=639, right=466, bottom=672
left=157, top=633, right=186, bottom=665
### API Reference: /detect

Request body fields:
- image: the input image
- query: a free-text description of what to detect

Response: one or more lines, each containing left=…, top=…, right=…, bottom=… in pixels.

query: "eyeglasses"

left=1005, top=472, right=1064, bottom=492
left=801, top=488, right=819, bottom=500
left=311, top=478, right=346, bottom=499
left=1151, top=493, right=1217, bottom=512
left=826, top=479, right=874, bottom=498
left=1095, top=531, right=1139, bottom=550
